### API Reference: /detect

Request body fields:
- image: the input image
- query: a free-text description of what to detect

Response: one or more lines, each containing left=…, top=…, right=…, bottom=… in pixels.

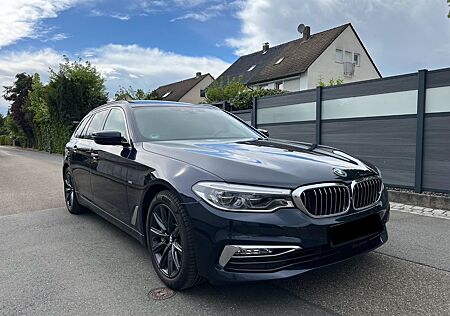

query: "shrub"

left=0, top=135, right=13, bottom=146
left=232, top=88, right=284, bottom=110
left=206, top=77, right=246, bottom=104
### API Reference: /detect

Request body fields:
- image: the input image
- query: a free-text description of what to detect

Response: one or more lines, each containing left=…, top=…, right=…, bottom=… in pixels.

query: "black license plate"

left=329, top=214, right=383, bottom=246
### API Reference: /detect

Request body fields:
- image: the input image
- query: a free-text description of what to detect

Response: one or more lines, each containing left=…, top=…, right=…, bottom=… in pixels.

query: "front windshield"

left=132, top=106, right=260, bottom=141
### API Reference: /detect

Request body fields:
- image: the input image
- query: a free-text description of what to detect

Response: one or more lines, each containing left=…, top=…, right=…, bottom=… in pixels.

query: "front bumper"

left=184, top=189, right=390, bottom=284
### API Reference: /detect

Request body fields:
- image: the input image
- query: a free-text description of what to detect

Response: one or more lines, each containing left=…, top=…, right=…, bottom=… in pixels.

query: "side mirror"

left=257, top=128, right=269, bottom=138
left=92, top=131, right=129, bottom=146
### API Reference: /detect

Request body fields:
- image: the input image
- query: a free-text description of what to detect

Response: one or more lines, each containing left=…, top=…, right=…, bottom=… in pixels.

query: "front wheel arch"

left=141, top=181, right=183, bottom=244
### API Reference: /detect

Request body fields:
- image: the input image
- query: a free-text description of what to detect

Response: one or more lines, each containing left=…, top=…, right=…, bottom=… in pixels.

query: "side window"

left=86, top=111, right=108, bottom=138
left=103, top=108, right=129, bottom=140
left=80, top=115, right=93, bottom=138
left=74, top=116, right=89, bottom=138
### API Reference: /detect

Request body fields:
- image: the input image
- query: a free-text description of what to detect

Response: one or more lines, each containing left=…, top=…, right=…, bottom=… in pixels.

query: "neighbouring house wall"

left=283, top=77, right=299, bottom=91
left=307, top=26, right=380, bottom=89
left=179, top=75, right=214, bottom=104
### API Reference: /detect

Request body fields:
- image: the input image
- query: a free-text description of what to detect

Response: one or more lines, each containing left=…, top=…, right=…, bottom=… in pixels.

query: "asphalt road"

left=0, top=145, right=449, bottom=315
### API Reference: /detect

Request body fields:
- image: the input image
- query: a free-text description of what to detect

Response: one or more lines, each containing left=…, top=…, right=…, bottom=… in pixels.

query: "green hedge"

left=0, top=135, right=13, bottom=146
left=232, top=88, right=284, bottom=110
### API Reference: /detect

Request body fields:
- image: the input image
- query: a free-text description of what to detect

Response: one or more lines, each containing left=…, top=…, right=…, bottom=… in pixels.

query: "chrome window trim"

left=351, top=176, right=384, bottom=211
left=292, top=182, right=351, bottom=218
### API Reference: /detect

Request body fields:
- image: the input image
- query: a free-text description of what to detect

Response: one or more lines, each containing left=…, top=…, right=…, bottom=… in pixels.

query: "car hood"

left=142, top=138, right=377, bottom=188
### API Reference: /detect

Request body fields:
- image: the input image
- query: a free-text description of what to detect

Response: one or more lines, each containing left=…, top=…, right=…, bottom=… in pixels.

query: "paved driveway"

left=0, top=146, right=449, bottom=315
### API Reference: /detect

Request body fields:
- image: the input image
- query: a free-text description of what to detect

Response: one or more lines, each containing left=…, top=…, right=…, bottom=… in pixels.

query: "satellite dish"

left=297, top=23, right=305, bottom=34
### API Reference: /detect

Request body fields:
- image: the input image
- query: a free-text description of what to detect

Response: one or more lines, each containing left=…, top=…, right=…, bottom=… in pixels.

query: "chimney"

left=302, top=26, right=311, bottom=40
left=196, top=72, right=202, bottom=78
left=262, top=42, right=269, bottom=53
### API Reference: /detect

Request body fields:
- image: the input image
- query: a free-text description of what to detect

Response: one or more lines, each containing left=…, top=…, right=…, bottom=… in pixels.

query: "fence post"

left=414, top=69, right=427, bottom=193
left=315, top=86, right=322, bottom=145
left=251, top=97, right=258, bottom=128
left=223, top=101, right=231, bottom=111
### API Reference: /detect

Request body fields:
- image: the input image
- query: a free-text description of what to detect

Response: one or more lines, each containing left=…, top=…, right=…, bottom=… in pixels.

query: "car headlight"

left=192, top=182, right=294, bottom=212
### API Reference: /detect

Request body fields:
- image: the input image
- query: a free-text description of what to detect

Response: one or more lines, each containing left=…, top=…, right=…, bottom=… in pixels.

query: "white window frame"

left=335, top=49, right=343, bottom=63
left=353, top=53, right=361, bottom=67
left=344, top=51, right=352, bottom=63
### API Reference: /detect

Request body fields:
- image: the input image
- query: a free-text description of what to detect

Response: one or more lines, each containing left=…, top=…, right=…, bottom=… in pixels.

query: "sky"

left=0, top=0, right=449, bottom=114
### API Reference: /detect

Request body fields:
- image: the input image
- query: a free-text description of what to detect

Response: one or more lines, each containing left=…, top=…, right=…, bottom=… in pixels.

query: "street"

left=0, top=146, right=449, bottom=315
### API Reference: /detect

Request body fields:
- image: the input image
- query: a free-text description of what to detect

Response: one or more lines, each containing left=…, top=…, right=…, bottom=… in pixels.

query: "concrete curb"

left=388, top=190, right=450, bottom=211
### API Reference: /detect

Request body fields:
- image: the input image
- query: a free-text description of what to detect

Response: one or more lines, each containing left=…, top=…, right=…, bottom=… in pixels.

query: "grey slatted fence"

left=240, top=68, right=450, bottom=194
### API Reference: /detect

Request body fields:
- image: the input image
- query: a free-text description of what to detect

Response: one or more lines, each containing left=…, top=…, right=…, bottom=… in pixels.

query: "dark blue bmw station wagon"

left=63, top=100, right=389, bottom=290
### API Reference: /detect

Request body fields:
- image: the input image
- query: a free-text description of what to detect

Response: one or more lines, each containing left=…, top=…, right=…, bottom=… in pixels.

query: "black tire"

left=146, top=190, right=202, bottom=290
left=63, top=168, right=84, bottom=214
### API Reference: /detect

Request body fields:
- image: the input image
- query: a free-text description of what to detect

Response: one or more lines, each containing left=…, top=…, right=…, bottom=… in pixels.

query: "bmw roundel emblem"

left=333, top=168, right=347, bottom=177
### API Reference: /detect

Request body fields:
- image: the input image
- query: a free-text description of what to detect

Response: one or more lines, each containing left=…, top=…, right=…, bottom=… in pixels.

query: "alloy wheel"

left=64, top=171, right=74, bottom=209
left=149, top=204, right=183, bottom=278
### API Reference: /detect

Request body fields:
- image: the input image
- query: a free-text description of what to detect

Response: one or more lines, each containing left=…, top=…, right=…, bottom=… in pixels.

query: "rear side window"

left=103, top=108, right=129, bottom=140
left=85, top=110, right=108, bottom=138
left=73, top=116, right=90, bottom=138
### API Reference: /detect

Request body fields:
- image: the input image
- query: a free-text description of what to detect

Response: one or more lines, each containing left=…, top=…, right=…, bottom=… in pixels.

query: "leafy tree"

left=146, top=89, right=162, bottom=100
left=47, top=57, right=108, bottom=124
left=3, top=73, right=34, bottom=144
left=0, top=113, right=4, bottom=134
left=448, top=0, right=449, bottom=18
left=27, top=74, right=52, bottom=150
left=2, top=57, right=108, bottom=152
left=3, top=113, right=25, bottom=139
left=205, top=76, right=283, bottom=109
left=205, top=77, right=246, bottom=104
left=114, top=86, right=162, bottom=101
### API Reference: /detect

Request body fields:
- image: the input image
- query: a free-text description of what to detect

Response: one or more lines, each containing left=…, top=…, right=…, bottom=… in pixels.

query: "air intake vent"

left=292, top=184, right=351, bottom=218
left=352, top=177, right=383, bottom=210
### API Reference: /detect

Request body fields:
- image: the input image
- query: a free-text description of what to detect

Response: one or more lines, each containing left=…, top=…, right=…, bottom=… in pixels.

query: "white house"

left=216, top=23, right=381, bottom=91
left=155, top=72, right=214, bottom=104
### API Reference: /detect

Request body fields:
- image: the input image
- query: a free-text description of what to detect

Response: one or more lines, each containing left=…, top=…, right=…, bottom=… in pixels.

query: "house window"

left=335, top=49, right=343, bottom=63
left=274, top=57, right=284, bottom=65
left=259, top=84, right=269, bottom=89
left=354, top=53, right=360, bottom=66
left=162, top=91, right=172, bottom=98
left=248, top=65, right=256, bottom=71
left=275, top=82, right=284, bottom=90
left=345, top=51, right=352, bottom=63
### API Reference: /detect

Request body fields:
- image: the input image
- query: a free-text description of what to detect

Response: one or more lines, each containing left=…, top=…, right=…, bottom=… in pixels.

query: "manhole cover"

left=148, top=287, right=176, bottom=300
